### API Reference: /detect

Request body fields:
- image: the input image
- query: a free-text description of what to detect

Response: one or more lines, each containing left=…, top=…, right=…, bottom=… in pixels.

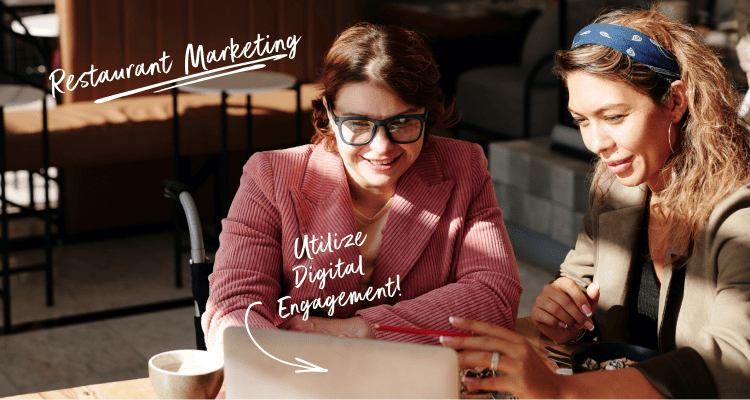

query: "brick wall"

left=489, top=138, right=593, bottom=248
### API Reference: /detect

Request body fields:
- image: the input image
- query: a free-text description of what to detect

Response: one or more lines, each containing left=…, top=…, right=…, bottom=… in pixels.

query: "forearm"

left=203, top=307, right=276, bottom=356
left=562, top=368, right=664, bottom=399
left=324, top=316, right=375, bottom=338
left=358, top=279, right=521, bottom=342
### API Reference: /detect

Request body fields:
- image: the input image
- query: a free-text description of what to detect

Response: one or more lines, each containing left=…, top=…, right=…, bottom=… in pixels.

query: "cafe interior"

left=0, top=0, right=745, bottom=397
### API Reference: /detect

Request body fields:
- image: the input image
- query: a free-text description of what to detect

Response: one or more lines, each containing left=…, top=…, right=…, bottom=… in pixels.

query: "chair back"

left=521, top=1, right=560, bottom=70
left=0, top=3, right=52, bottom=89
left=161, top=179, right=212, bottom=351
left=191, top=261, right=213, bottom=351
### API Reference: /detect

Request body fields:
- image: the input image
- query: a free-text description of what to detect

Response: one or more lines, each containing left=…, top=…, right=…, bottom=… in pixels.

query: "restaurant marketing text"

left=47, top=34, right=302, bottom=102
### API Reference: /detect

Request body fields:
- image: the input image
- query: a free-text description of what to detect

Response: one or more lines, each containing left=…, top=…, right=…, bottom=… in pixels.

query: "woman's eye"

left=605, top=115, right=623, bottom=123
left=571, top=118, right=586, bottom=127
left=389, top=119, right=411, bottom=130
left=349, top=121, right=371, bottom=131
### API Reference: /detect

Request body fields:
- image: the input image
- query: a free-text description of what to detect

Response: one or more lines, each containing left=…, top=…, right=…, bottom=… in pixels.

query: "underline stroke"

left=94, top=53, right=288, bottom=104
left=152, top=64, right=265, bottom=93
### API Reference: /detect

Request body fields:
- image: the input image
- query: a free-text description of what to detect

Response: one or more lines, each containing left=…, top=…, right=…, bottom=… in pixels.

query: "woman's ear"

left=322, top=96, right=334, bottom=122
left=322, top=97, right=336, bottom=135
left=668, top=80, right=688, bottom=122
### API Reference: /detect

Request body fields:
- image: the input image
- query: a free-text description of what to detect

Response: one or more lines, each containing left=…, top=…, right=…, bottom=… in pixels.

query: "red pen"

left=372, top=324, right=476, bottom=337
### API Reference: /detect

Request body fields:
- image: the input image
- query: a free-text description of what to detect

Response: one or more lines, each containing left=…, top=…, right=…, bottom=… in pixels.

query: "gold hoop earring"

left=668, top=123, right=674, bottom=153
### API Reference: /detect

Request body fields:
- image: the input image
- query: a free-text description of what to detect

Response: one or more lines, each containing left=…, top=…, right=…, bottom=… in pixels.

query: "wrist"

left=353, top=316, right=375, bottom=339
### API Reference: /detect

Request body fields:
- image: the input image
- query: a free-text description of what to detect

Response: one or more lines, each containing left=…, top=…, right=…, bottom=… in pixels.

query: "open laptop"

left=223, top=327, right=460, bottom=399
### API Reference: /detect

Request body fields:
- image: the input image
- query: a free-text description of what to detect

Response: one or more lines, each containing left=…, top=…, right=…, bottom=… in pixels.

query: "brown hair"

left=310, top=22, right=457, bottom=152
left=554, top=7, right=750, bottom=266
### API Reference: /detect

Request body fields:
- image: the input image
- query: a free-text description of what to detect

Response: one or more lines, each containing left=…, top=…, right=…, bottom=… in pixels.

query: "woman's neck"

left=648, top=189, right=671, bottom=223
left=349, top=182, right=395, bottom=218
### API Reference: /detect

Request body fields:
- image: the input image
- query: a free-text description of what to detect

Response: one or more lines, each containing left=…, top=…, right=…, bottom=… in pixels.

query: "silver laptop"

left=223, top=327, right=460, bottom=399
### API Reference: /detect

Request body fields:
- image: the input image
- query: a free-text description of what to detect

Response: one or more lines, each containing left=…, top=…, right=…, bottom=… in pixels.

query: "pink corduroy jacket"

left=202, top=136, right=522, bottom=354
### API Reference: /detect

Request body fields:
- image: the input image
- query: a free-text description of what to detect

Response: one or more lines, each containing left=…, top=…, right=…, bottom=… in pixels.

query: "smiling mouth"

left=365, top=155, right=399, bottom=165
left=605, top=157, right=631, bottom=166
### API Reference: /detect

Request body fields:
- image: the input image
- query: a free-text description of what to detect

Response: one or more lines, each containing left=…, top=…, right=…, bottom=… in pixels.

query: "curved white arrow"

left=244, top=301, right=328, bottom=373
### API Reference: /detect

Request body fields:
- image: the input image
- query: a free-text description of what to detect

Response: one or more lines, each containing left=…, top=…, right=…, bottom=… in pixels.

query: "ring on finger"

left=490, top=351, right=500, bottom=371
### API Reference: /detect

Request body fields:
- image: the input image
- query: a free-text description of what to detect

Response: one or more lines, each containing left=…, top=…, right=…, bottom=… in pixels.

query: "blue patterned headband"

left=572, top=23, right=681, bottom=81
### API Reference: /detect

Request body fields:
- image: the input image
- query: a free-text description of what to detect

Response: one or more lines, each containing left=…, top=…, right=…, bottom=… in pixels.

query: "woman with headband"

left=440, top=7, right=750, bottom=398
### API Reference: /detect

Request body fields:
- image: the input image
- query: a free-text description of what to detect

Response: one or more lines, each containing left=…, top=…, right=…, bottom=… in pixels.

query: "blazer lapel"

left=289, top=146, right=362, bottom=316
left=594, top=183, right=647, bottom=341
left=656, top=243, right=689, bottom=350
left=364, top=147, right=455, bottom=307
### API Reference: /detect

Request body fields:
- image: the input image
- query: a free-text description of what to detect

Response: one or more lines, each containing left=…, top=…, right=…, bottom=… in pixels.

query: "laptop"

left=223, top=327, right=460, bottom=399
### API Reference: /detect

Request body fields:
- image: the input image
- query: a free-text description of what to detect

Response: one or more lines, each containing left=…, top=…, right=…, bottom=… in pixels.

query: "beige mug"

left=148, top=349, right=224, bottom=399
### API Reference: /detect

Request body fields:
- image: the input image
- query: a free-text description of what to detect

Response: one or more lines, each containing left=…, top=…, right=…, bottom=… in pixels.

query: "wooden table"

left=5, top=317, right=575, bottom=399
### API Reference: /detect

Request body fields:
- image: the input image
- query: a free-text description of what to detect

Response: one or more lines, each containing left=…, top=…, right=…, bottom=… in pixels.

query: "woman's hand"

left=531, top=278, right=599, bottom=344
left=278, top=315, right=376, bottom=339
left=440, top=317, right=568, bottom=399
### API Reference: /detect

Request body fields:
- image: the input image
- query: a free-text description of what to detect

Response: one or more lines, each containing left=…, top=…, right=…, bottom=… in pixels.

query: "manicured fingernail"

left=591, top=282, right=600, bottom=291
left=558, top=321, right=567, bottom=329
left=582, top=304, right=592, bottom=317
left=462, top=376, right=475, bottom=384
left=449, top=316, right=454, bottom=324
left=439, top=335, right=454, bottom=344
left=584, top=321, right=594, bottom=331
left=450, top=316, right=463, bottom=324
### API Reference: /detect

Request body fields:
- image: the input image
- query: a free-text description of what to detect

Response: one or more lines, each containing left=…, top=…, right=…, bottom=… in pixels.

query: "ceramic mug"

left=148, top=349, right=224, bottom=399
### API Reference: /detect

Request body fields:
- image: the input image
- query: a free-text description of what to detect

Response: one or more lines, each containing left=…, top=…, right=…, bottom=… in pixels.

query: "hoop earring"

left=668, top=123, right=674, bottom=153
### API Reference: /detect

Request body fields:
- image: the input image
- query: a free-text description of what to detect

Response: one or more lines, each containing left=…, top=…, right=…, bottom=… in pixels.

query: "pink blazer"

left=202, top=136, right=521, bottom=354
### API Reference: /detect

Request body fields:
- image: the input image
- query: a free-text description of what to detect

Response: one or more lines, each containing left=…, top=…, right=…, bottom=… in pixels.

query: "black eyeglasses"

left=328, top=100, right=427, bottom=146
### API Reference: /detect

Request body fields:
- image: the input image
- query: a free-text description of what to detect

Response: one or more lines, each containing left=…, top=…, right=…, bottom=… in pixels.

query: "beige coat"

left=560, top=179, right=750, bottom=398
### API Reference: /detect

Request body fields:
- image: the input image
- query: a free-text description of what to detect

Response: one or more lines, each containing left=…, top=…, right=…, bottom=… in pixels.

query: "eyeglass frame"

left=327, top=99, right=428, bottom=146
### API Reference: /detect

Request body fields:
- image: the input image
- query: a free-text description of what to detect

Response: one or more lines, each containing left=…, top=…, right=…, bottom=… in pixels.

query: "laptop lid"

left=224, top=327, right=460, bottom=399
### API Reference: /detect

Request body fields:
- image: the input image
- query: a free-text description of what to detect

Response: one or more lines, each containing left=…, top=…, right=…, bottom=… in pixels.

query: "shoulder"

left=248, top=144, right=315, bottom=168
left=428, top=135, right=482, bottom=158
left=242, top=144, right=317, bottom=194
left=707, top=184, right=750, bottom=237
left=245, top=144, right=315, bottom=175
left=424, top=136, right=486, bottom=177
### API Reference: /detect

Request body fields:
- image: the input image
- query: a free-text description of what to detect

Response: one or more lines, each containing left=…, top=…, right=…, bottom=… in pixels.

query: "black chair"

left=1, top=3, right=59, bottom=334
left=455, top=1, right=562, bottom=140
left=161, top=179, right=213, bottom=351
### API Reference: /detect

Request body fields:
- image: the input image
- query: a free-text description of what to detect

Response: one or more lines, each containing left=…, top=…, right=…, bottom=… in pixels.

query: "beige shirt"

left=352, top=197, right=393, bottom=293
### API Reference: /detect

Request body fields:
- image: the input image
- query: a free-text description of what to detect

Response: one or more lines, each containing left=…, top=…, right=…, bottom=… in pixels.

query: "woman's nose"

left=368, top=126, right=392, bottom=153
left=585, top=124, right=614, bottom=156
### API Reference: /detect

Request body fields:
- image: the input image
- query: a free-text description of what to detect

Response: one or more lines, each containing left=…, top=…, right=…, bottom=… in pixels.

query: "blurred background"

left=0, top=0, right=746, bottom=396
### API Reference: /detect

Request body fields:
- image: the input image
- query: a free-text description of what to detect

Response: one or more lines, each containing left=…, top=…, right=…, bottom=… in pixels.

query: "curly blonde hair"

left=554, top=7, right=750, bottom=265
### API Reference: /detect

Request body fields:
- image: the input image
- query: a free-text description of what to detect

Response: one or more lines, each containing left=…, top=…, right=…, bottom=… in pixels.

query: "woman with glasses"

left=439, top=6, right=750, bottom=398
left=202, top=22, right=522, bottom=355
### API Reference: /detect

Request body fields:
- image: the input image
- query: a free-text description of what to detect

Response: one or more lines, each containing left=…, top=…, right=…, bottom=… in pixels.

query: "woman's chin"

left=614, top=175, right=645, bottom=188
